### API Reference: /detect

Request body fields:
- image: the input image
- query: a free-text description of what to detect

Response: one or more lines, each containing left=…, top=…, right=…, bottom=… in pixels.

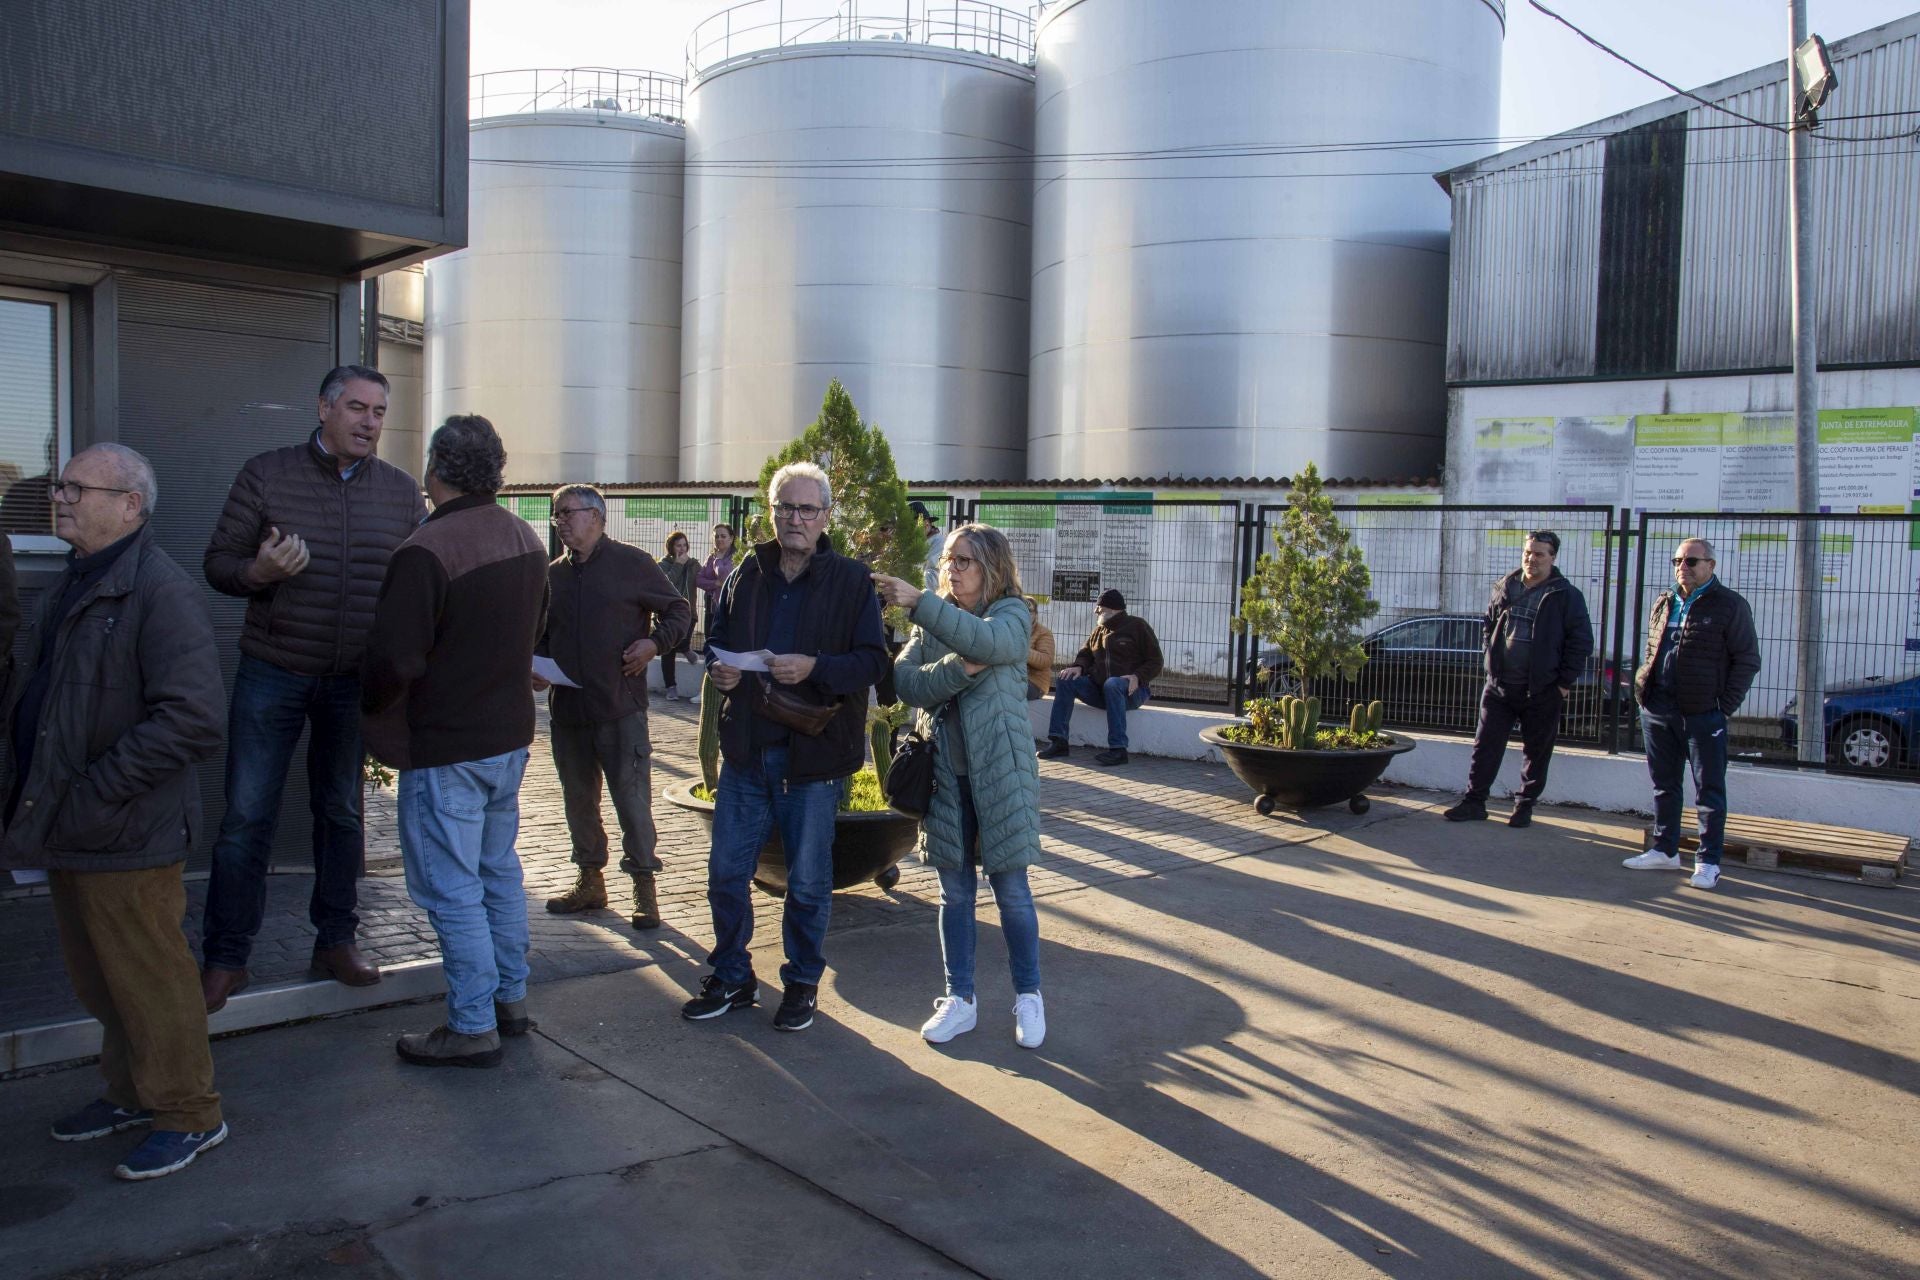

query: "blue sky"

left=470, top=1, right=1918, bottom=143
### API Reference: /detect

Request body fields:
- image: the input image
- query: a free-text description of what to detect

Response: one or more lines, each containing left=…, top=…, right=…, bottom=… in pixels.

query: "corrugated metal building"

left=1440, top=11, right=1920, bottom=504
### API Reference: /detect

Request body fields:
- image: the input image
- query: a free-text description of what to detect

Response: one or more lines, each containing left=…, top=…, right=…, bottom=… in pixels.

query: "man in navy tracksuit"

left=1444, top=530, right=1594, bottom=828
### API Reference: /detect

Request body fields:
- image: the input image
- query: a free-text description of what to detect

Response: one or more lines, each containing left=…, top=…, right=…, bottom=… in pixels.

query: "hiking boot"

left=920, top=995, right=977, bottom=1044
left=495, top=999, right=535, bottom=1037
left=773, top=982, right=818, bottom=1032
left=1094, top=748, right=1130, bottom=767
left=545, top=868, right=607, bottom=914
left=1013, top=992, right=1047, bottom=1049
left=1622, top=850, right=1684, bottom=871
left=682, top=974, right=758, bottom=1020
left=1689, top=862, right=1722, bottom=890
left=1442, top=796, right=1488, bottom=822
left=1507, top=802, right=1534, bottom=828
left=395, top=1025, right=503, bottom=1069
left=51, top=1099, right=152, bottom=1143
left=630, top=871, right=661, bottom=931
left=113, top=1123, right=228, bottom=1181
left=1036, top=737, right=1070, bottom=760
left=200, top=966, right=249, bottom=1014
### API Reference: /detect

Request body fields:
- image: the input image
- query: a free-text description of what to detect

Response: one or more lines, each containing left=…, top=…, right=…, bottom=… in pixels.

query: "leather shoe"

left=201, top=967, right=250, bottom=1014
left=309, top=943, right=382, bottom=987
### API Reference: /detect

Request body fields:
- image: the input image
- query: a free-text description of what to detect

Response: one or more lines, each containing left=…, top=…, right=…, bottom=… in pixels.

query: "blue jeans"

left=1641, top=704, right=1730, bottom=865
left=202, top=654, right=366, bottom=969
left=398, top=749, right=531, bottom=1035
left=938, top=777, right=1040, bottom=1000
left=1048, top=674, right=1150, bottom=749
left=706, top=747, right=838, bottom=988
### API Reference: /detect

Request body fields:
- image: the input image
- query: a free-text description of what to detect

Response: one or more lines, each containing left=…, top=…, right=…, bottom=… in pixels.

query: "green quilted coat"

left=893, top=591, right=1042, bottom=875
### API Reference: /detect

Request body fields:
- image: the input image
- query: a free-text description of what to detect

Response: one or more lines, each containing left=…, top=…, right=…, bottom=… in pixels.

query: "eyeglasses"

left=550, top=507, right=596, bottom=525
left=774, top=502, right=826, bottom=521
left=49, top=481, right=133, bottom=504
left=941, top=554, right=978, bottom=574
left=1671, top=556, right=1711, bottom=567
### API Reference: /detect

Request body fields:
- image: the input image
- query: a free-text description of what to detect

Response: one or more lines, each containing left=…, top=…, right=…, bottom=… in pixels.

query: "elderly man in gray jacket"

left=0, top=445, right=228, bottom=1181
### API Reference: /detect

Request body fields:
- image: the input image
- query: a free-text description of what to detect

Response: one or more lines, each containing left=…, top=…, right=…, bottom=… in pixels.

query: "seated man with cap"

left=1037, top=589, right=1163, bottom=767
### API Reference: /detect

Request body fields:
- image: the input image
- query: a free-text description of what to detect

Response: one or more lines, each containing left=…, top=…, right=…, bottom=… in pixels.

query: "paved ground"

left=2, top=708, right=1918, bottom=1278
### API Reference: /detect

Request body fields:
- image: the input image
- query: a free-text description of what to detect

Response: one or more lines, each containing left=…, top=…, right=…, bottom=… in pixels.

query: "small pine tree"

left=1233, top=461, right=1378, bottom=701
left=749, top=379, right=927, bottom=583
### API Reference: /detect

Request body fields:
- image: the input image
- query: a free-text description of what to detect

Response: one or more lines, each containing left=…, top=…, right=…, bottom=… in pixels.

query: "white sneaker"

left=1689, top=863, right=1721, bottom=890
left=920, top=995, right=976, bottom=1043
left=1013, top=992, right=1046, bottom=1049
left=664, top=688, right=680, bottom=702
left=1622, top=850, right=1683, bottom=871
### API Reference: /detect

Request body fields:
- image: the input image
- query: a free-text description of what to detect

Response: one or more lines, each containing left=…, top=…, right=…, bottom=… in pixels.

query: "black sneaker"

left=1094, top=748, right=1129, bottom=766
left=1507, top=803, right=1534, bottom=829
left=682, top=974, right=758, bottom=1021
left=773, top=982, right=818, bottom=1032
left=1036, top=737, right=1070, bottom=760
left=1442, top=796, right=1488, bottom=822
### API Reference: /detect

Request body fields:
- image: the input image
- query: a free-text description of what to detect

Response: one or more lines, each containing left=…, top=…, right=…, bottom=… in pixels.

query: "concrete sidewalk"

left=1, top=772, right=1916, bottom=1279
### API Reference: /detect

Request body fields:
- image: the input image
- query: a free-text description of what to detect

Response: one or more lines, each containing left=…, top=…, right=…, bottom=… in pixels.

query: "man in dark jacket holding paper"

left=536, top=483, right=692, bottom=929
left=1444, top=530, right=1594, bottom=828
left=680, top=461, right=888, bottom=1034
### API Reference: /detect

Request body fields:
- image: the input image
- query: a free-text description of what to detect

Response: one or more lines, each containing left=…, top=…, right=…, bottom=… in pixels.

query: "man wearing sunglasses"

left=1622, top=539, right=1761, bottom=890
left=681, top=462, right=888, bottom=1033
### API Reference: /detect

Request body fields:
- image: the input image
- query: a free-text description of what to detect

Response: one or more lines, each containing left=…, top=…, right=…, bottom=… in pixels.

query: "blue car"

left=1781, top=674, right=1920, bottom=773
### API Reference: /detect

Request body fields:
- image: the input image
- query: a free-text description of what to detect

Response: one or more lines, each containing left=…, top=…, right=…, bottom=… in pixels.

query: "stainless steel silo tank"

left=1029, top=0, right=1506, bottom=479
left=426, top=70, right=685, bottom=483
left=375, top=264, right=425, bottom=478
left=680, top=11, right=1036, bottom=482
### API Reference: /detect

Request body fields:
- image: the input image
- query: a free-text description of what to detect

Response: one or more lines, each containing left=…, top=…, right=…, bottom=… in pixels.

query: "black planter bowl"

left=1199, top=725, right=1418, bottom=815
left=662, top=781, right=920, bottom=896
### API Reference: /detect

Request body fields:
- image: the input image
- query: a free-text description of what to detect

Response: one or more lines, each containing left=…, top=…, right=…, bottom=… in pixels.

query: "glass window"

left=1444, top=619, right=1484, bottom=651
left=1378, top=619, right=1443, bottom=651
left=0, top=286, right=70, bottom=549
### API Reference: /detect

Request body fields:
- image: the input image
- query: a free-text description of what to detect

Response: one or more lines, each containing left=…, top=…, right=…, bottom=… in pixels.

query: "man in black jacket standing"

left=2, top=445, right=228, bottom=1180
left=1621, top=538, right=1761, bottom=891
left=1444, top=530, right=1594, bottom=828
left=681, top=461, right=888, bottom=1033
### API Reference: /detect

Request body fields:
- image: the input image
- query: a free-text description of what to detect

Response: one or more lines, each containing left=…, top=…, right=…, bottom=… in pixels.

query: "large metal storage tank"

left=680, top=2, right=1036, bottom=481
left=426, top=69, right=685, bottom=483
left=375, top=263, right=425, bottom=478
left=1029, top=0, right=1507, bottom=479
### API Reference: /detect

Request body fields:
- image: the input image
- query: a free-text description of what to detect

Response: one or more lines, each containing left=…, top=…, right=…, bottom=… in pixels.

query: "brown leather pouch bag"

left=757, top=680, right=839, bottom=737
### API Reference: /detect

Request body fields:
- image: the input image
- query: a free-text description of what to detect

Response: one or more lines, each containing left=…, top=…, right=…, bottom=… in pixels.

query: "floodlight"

left=1794, top=34, right=1836, bottom=123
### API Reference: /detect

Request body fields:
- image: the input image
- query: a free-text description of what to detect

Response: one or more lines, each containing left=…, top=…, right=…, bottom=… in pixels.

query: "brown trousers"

left=48, top=865, right=222, bottom=1132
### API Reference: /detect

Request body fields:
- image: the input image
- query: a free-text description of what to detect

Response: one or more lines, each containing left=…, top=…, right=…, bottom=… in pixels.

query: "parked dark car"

left=1253, top=613, right=1624, bottom=736
left=1781, top=674, right=1920, bottom=773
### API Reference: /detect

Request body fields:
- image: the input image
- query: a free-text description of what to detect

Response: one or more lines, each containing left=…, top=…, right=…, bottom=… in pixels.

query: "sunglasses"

left=1671, top=556, right=1711, bottom=567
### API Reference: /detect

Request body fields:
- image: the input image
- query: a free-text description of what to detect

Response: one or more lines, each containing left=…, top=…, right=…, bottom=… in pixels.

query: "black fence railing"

left=1627, top=512, right=1920, bottom=778
left=1237, top=504, right=1623, bottom=744
left=966, top=496, right=1242, bottom=705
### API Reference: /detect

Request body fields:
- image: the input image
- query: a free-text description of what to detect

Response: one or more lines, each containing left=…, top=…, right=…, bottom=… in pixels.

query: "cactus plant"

left=1365, top=700, right=1384, bottom=736
left=697, top=671, right=722, bottom=796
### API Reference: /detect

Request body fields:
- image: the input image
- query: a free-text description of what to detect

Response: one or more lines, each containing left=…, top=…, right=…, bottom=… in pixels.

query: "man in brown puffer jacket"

left=197, top=365, right=428, bottom=1011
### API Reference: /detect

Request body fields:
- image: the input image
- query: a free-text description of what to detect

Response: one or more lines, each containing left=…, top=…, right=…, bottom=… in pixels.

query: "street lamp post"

left=1788, top=1, right=1829, bottom=765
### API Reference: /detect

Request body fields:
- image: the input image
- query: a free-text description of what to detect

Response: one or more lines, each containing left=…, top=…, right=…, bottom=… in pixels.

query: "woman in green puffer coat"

left=875, top=523, right=1047, bottom=1050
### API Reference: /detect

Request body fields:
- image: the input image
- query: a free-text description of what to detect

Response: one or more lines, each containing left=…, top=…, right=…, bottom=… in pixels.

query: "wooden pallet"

left=1641, top=811, right=1911, bottom=887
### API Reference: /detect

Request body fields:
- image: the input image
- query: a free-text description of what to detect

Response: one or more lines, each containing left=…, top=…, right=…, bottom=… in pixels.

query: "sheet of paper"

left=11, top=868, right=48, bottom=885
left=532, top=655, right=581, bottom=688
left=708, top=646, right=775, bottom=673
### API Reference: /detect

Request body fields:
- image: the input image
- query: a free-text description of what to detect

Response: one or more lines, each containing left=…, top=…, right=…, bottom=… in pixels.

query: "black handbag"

left=884, top=731, right=937, bottom=818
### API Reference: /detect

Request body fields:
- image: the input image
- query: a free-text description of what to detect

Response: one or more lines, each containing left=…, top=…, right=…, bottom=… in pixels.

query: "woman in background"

left=659, top=530, right=698, bottom=700
left=877, top=524, right=1047, bottom=1049
left=694, top=523, right=736, bottom=653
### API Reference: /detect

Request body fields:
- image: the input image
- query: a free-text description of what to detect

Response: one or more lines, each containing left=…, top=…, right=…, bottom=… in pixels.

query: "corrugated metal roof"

left=1443, top=12, right=1920, bottom=382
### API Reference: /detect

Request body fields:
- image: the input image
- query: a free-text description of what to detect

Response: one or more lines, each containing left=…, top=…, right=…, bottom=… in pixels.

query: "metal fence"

left=1626, top=512, right=1920, bottom=778
left=966, top=496, right=1242, bottom=705
left=1236, top=504, right=1624, bottom=743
